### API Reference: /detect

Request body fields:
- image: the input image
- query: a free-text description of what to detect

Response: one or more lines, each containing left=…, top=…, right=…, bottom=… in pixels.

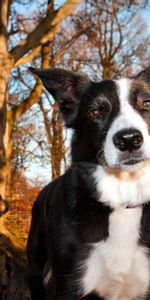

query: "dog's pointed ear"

left=29, top=67, right=90, bottom=128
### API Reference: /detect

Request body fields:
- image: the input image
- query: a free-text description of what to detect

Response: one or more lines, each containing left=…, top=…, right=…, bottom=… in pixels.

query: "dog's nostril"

left=113, top=129, right=143, bottom=152
left=132, top=135, right=143, bottom=148
left=114, top=138, right=126, bottom=151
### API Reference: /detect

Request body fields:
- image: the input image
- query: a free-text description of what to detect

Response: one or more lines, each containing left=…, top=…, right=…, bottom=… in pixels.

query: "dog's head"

left=30, top=67, right=150, bottom=172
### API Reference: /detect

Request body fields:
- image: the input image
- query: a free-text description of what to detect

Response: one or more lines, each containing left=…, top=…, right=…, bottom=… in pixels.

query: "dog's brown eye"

left=87, top=109, right=99, bottom=119
left=143, top=99, right=150, bottom=109
left=138, top=98, right=150, bottom=110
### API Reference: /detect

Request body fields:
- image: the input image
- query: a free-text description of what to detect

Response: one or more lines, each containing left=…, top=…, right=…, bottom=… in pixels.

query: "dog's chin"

left=118, top=159, right=145, bottom=172
left=105, top=157, right=150, bottom=173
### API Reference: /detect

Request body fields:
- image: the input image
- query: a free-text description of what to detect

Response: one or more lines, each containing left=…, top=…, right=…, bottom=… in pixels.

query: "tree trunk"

left=0, top=233, right=30, bottom=300
left=102, top=61, right=114, bottom=80
left=0, top=0, right=13, bottom=199
left=5, top=111, right=15, bottom=199
left=51, top=106, right=65, bottom=180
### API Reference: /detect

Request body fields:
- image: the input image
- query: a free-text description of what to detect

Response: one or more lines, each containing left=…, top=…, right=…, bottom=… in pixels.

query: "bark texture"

left=0, top=0, right=13, bottom=198
left=0, top=234, right=30, bottom=300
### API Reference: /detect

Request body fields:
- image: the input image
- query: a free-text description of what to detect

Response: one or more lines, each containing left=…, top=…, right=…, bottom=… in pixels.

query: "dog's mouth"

left=121, top=157, right=143, bottom=166
left=111, top=150, right=150, bottom=171
left=104, top=156, right=150, bottom=173
left=115, top=157, right=147, bottom=171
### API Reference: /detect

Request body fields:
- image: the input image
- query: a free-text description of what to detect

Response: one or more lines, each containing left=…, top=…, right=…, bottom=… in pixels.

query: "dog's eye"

left=87, top=109, right=100, bottom=119
left=138, top=98, right=150, bottom=110
left=143, top=99, right=150, bottom=109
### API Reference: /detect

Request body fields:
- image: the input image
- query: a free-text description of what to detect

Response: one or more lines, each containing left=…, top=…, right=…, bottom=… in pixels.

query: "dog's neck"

left=94, top=163, right=150, bottom=210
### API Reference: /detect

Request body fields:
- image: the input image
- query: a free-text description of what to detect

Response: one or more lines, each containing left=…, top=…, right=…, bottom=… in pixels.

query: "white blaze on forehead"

left=117, top=78, right=132, bottom=105
left=103, top=77, right=150, bottom=170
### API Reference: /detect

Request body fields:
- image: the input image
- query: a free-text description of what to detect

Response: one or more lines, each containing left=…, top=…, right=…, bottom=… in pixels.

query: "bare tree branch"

left=12, top=42, right=51, bottom=122
left=11, top=0, right=82, bottom=64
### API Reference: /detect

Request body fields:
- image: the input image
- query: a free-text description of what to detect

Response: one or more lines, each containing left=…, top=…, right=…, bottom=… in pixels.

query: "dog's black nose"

left=113, top=129, right=143, bottom=152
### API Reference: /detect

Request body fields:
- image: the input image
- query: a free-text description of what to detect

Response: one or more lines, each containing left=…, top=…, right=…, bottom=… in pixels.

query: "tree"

left=0, top=0, right=82, bottom=200
left=39, top=97, right=68, bottom=180
left=0, top=0, right=11, bottom=200
left=56, top=0, right=149, bottom=79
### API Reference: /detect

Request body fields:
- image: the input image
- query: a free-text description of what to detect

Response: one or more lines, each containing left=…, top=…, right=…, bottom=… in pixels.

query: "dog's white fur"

left=82, top=78, right=150, bottom=299
left=95, top=163, right=150, bottom=209
left=81, top=163, right=150, bottom=299
left=82, top=207, right=149, bottom=300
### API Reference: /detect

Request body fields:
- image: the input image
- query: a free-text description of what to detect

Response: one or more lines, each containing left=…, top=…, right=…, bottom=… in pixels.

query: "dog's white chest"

left=82, top=208, right=149, bottom=300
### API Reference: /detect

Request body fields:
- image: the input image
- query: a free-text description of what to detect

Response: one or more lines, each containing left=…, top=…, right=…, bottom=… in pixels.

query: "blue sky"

left=142, top=6, right=150, bottom=31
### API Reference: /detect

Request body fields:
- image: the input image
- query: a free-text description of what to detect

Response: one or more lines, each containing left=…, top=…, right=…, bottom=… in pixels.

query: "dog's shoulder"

left=31, top=175, right=64, bottom=216
left=31, top=162, right=98, bottom=219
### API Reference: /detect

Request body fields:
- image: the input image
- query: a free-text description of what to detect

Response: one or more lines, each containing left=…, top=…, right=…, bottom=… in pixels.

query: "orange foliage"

left=6, top=171, right=42, bottom=248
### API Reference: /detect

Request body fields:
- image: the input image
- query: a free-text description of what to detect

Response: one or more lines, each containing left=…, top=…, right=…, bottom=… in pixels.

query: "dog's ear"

left=29, top=67, right=90, bottom=128
left=136, top=67, right=150, bottom=80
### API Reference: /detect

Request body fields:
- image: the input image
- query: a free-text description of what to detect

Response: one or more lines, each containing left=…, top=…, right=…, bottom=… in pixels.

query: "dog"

left=27, top=67, right=150, bottom=300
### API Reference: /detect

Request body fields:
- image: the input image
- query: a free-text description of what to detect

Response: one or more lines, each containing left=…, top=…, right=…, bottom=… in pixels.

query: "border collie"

left=27, top=67, right=150, bottom=300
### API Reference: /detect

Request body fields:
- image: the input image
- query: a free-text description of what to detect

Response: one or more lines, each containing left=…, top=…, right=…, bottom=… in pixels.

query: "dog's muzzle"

left=113, top=128, right=144, bottom=167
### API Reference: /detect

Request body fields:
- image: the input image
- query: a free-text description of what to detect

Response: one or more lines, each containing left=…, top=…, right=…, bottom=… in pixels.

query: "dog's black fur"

left=27, top=162, right=111, bottom=300
left=27, top=67, right=150, bottom=300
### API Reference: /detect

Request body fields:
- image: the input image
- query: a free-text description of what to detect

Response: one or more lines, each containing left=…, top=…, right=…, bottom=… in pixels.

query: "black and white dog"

left=27, top=67, right=150, bottom=300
